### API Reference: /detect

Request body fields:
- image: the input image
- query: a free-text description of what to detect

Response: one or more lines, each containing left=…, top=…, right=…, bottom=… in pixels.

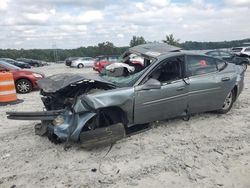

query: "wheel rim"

left=222, top=92, right=233, bottom=110
left=17, top=81, right=30, bottom=93
left=79, top=64, right=83, bottom=68
left=243, top=64, right=247, bottom=70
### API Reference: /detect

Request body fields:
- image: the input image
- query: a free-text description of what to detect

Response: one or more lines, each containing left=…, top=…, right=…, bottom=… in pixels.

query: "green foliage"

left=129, top=36, right=147, bottom=47
left=0, top=38, right=250, bottom=62
left=180, top=38, right=250, bottom=50
left=0, top=42, right=128, bottom=62
left=162, top=34, right=180, bottom=46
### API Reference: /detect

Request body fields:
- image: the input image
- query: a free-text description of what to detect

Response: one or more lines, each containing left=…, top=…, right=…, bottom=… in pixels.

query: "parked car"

left=65, top=57, right=81, bottom=66
left=231, top=47, right=250, bottom=57
left=16, top=58, right=43, bottom=67
left=93, top=55, right=120, bottom=72
left=0, top=61, right=44, bottom=93
left=70, top=57, right=95, bottom=68
left=0, top=58, right=31, bottom=69
left=7, top=43, right=245, bottom=146
left=205, top=50, right=250, bottom=70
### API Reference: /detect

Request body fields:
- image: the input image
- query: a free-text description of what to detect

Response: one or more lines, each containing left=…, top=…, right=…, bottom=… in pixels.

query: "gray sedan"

left=7, top=43, right=245, bottom=146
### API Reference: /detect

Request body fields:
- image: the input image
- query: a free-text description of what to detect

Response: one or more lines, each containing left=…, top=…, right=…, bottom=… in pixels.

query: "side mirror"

left=140, top=78, right=161, bottom=90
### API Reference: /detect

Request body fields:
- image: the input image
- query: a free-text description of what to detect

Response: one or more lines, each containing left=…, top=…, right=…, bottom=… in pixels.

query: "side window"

left=0, top=65, right=6, bottom=71
left=149, top=57, right=184, bottom=83
left=186, top=55, right=217, bottom=76
left=219, top=51, right=232, bottom=58
left=245, top=48, right=250, bottom=52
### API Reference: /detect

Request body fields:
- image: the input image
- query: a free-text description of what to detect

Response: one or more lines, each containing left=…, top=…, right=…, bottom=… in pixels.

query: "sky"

left=0, top=0, right=250, bottom=49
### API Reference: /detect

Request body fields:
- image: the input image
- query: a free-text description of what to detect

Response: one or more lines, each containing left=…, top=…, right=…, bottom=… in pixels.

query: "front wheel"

left=77, top=64, right=84, bottom=68
left=16, top=79, right=33, bottom=93
left=217, top=90, right=234, bottom=114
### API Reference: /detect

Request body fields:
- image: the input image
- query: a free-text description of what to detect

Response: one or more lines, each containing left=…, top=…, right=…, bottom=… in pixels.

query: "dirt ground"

left=0, top=64, right=250, bottom=188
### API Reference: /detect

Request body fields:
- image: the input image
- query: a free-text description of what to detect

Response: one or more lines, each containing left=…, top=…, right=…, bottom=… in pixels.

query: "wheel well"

left=98, top=107, right=128, bottom=126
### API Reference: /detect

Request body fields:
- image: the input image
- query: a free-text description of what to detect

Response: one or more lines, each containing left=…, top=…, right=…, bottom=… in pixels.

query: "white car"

left=71, top=57, right=95, bottom=68
left=231, top=47, right=250, bottom=57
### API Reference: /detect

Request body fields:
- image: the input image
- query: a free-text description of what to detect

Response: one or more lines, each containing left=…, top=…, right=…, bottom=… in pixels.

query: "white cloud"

left=146, top=0, right=171, bottom=7
left=224, top=0, right=250, bottom=6
left=23, top=13, right=50, bottom=23
left=0, top=0, right=9, bottom=10
left=0, top=0, right=250, bottom=49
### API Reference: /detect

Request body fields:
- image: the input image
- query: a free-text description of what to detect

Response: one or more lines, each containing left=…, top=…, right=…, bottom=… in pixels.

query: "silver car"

left=7, top=43, right=245, bottom=145
left=70, top=57, right=95, bottom=68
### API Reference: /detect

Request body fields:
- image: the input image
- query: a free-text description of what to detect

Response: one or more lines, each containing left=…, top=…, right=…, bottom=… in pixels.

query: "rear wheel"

left=242, top=63, right=247, bottom=71
left=217, top=90, right=234, bottom=114
left=16, top=79, right=32, bottom=93
left=77, top=63, right=84, bottom=68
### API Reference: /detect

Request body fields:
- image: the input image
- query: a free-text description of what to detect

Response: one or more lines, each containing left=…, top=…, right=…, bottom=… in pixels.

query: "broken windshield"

left=100, top=69, right=146, bottom=87
left=100, top=54, right=156, bottom=87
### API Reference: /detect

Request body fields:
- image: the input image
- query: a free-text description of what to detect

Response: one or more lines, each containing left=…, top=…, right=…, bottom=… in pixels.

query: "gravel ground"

left=0, top=64, right=250, bottom=188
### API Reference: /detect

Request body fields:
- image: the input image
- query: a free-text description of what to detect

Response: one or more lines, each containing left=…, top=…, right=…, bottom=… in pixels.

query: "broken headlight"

left=53, top=115, right=65, bottom=126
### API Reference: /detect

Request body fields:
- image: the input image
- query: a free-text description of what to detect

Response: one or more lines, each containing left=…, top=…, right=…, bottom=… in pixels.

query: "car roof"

left=206, top=50, right=231, bottom=53
left=129, top=43, right=181, bottom=58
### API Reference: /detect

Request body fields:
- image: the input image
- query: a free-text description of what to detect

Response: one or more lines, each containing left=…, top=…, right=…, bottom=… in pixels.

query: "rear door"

left=186, top=55, right=230, bottom=113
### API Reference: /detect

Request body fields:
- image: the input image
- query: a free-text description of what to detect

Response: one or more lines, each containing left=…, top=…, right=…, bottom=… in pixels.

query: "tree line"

left=0, top=35, right=249, bottom=62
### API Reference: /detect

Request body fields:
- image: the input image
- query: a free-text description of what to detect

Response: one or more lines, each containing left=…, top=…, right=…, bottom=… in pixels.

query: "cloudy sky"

left=0, top=0, right=250, bottom=49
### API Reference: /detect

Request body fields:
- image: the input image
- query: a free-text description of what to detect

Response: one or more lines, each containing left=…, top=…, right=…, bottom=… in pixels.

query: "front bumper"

left=7, top=110, right=96, bottom=142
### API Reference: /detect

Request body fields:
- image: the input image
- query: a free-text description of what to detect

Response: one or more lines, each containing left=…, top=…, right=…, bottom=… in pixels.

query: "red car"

left=0, top=61, right=45, bottom=93
left=93, top=55, right=119, bottom=72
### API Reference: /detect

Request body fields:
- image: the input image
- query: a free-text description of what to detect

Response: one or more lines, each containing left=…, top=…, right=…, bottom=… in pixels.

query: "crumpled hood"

left=37, top=73, right=114, bottom=93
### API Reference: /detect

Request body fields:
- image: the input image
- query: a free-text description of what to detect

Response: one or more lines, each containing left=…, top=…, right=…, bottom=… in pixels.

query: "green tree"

left=129, top=36, right=147, bottom=47
left=162, top=34, right=180, bottom=46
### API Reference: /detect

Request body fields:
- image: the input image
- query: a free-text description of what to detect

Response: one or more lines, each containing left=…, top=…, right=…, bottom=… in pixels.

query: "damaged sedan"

left=7, top=43, right=245, bottom=146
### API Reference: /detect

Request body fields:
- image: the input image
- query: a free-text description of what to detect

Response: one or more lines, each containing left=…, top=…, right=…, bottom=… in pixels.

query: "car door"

left=134, top=56, right=188, bottom=124
left=186, top=55, right=231, bottom=114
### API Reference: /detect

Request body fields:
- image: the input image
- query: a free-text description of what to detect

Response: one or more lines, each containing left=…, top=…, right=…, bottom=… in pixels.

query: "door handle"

left=221, top=77, right=230, bottom=81
left=176, top=86, right=185, bottom=91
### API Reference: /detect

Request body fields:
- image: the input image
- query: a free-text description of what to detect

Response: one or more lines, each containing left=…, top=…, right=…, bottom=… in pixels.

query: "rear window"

left=186, top=55, right=217, bottom=76
left=232, top=48, right=243, bottom=52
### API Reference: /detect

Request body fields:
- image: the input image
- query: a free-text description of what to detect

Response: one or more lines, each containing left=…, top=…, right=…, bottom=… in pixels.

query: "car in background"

left=16, top=58, right=43, bottom=67
left=0, top=61, right=44, bottom=93
left=93, top=55, right=120, bottom=72
left=0, top=58, right=31, bottom=69
left=70, top=57, right=95, bottom=68
left=65, top=57, right=81, bottom=66
left=231, top=47, right=250, bottom=57
left=205, top=50, right=250, bottom=70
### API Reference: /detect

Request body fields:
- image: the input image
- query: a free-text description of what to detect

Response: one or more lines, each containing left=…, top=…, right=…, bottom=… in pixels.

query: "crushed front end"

left=7, top=73, right=126, bottom=145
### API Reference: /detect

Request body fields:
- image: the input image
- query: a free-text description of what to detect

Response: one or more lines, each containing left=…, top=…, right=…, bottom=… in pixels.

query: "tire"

left=217, top=90, right=235, bottom=114
left=16, top=79, right=32, bottom=94
left=77, top=64, right=84, bottom=68
left=242, top=63, right=247, bottom=71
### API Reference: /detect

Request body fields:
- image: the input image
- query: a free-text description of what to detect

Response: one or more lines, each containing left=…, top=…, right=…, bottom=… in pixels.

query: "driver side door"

left=133, top=56, right=188, bottom=124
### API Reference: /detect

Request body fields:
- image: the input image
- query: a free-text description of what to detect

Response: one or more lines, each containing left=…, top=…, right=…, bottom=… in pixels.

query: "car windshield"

left=101, top=69, right=147, bottom=87
left=0, top=61, right=21, bottom=70
left=100, top=53, right=155, bottom=87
